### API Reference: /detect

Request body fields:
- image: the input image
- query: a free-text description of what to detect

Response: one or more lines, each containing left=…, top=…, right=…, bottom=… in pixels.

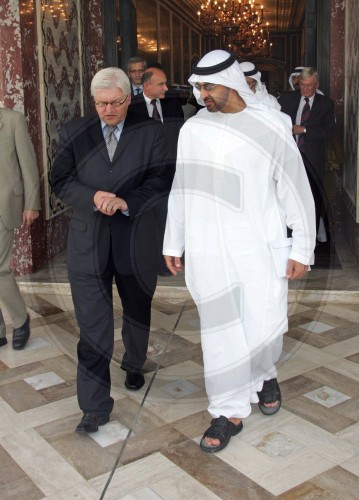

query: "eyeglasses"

left=129, top=69, right=145, bottom=74
left=95, top=95, right=128, bottom=108
left=194, top=83, right=217, bottom=92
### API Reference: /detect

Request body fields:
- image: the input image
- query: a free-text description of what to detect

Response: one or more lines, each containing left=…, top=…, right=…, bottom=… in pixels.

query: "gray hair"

left=127, top=56, right=147, bottom=72
left=300, top=67, right=319, bottom=83
left=90, top=67, right=131, bottom=96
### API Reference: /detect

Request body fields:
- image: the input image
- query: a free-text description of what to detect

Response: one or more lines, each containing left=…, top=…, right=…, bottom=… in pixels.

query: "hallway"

left=1, top=236, right=359, bottom=499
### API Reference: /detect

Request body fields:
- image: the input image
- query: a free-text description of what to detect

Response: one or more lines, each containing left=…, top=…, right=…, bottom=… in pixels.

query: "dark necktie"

left=135, top=88, right=142, bottom=95
left=104, top=125, right=117, bottom=161
left=298, top=97, right=310, bottom=152
left=151, top=99, right=161, bottom=121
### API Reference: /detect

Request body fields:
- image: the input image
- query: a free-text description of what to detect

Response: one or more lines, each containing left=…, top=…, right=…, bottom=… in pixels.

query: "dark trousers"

left=153, top=197, right=168, bottom=272
left=301, top=153, right=323, bottom=234
left=69, top=260, right=157, bottom=415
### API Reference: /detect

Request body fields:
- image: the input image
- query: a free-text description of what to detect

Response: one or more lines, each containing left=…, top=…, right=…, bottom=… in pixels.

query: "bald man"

left=130, top=67, right=184, bottom=276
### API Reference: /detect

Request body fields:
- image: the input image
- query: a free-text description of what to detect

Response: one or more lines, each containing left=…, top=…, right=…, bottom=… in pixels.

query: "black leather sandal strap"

left=257, top=378, right=281, bottom=404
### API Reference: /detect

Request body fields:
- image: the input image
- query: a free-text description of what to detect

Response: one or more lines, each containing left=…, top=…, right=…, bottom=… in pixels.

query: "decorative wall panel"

left=36, top=0, right=83, bottom=219
left=344, top=0, right=359, bottom=221
left=19, top=1, right=46, bottom=274
left=81, top=0, right=103, bottom=113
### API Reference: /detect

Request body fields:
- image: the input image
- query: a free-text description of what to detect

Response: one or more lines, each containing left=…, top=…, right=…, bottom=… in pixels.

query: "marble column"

left=0, top=0, right=43, bottom=275
left=0, top=0, right=105, bottom=275
left=337, top=0, right=359, bottom=262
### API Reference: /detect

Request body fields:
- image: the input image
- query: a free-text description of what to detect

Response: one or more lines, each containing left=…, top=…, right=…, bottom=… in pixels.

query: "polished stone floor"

left=1, top=235, right=359, bottom=499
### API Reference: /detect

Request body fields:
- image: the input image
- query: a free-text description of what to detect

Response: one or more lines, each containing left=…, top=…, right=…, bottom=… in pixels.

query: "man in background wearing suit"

left=130, top=66, right=184, bottom=275
left=130, top=65, right=184, bottom=140
left=127, top=56, right=147, bottom=96
left=278, top=67, right=336, bottom=234
left=0, top=108, right=40, bottom=349
left=51, top=67, right=173, bottom=434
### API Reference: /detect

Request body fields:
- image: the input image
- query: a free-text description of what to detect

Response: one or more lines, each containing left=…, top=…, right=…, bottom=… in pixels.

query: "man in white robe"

left=163, top=50, right=316, bottom=453
left=239, top=61, right=281, bottom=110
left=288, top=66, right=304, bottom=91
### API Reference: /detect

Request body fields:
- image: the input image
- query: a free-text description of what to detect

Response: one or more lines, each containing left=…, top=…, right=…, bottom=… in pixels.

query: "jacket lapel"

left=307, top=94, right=320, bottom=124
left=292, top=92, right=302, bottom=121
left=87, top=116, right=110, bottom=164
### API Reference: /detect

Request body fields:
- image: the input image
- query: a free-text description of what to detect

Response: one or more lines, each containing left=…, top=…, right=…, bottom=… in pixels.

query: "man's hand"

left=94, top=191, right=128, bottom=216
left=286, top=259, right=309, bottom=280
left=23, top=210, right=39, bottom=226
left=292, top=124, right=305, bottom=135
left=164, top=255, right=183, bottom=276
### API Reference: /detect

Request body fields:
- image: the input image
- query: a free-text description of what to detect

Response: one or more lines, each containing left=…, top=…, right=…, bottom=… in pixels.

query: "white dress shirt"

left=143, top=93, right=164, bottom=122
left=295, top=94, right=315, bottom=125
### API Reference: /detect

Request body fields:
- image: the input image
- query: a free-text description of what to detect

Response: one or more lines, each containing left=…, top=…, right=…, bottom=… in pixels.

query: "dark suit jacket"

left=278, top=90, right=336, bottom=181
left=51, top=112, right=173, bottom=276
left=130, top=92, right=184, bottom=159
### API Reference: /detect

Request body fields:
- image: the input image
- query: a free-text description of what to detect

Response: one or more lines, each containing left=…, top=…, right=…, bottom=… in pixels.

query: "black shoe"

left=0, top=337, right=7, bottom=347
left=75, top=412, right=110, bottom=433
left=125, top=370, right=145, bottom=390
left=158, top=268, right=172, bottom=277
left=12, top=314, right=30, bottom=350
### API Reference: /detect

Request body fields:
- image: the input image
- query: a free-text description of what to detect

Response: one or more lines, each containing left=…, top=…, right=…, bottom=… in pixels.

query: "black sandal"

left=200, top=415, right=243, bottom=453
left=257, top=378, right=282, bottom=415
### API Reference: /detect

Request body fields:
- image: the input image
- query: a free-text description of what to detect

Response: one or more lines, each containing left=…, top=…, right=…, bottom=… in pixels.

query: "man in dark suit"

left=278, top=67, right=336, bottom=233
left=130, top=66, right=184, bottom=275
left=127, top=56, right=146, bottom=97
left=130, top=66, right=184, bottom=151
left=51, top=67, right=173, bottom=434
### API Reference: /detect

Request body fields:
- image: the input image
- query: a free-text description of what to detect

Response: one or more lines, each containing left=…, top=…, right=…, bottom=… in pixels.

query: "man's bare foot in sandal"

left=200, top=416, right=243, bottom=453
left=257, top=378, right=282, bottom=415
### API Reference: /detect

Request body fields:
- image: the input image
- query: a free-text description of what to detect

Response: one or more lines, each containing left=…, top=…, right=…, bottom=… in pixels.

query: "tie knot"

left=106, top=125, right=116, bottom=135
left=151, top=99, right=157, bottom=106
left=304, top=97, right=309, bottom=103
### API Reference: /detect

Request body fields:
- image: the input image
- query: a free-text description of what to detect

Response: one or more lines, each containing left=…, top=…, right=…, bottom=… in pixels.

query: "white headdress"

left=188, top=50, right=259, bottom=107
left=238, top=61, right=281, bottom=111
left=288, top=66, right=304, bottom=90
left=238, top=61, right=262, bottom=89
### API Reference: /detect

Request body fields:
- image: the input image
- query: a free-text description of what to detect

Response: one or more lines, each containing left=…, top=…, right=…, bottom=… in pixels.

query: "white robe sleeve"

left=268, top=93, right=281, bottom=111
left=274, top=129, right=316, bottom=265
left=163, top=132, right=185, bottom=257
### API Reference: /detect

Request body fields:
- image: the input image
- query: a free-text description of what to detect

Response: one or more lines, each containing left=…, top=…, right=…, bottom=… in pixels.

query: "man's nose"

left=200, top=87, right=210, bottom=98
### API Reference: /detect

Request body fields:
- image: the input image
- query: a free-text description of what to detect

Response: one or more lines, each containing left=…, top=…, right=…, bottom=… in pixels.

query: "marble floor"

left=1, top=235, right=359, bottom=499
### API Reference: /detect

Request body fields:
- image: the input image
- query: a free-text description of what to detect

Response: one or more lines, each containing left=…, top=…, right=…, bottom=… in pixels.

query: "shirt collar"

left=302, top=94, right=315, bottom=106
left=143, top=93, right=157, bottom=106
left=100, top=120, right=125, bottom=137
